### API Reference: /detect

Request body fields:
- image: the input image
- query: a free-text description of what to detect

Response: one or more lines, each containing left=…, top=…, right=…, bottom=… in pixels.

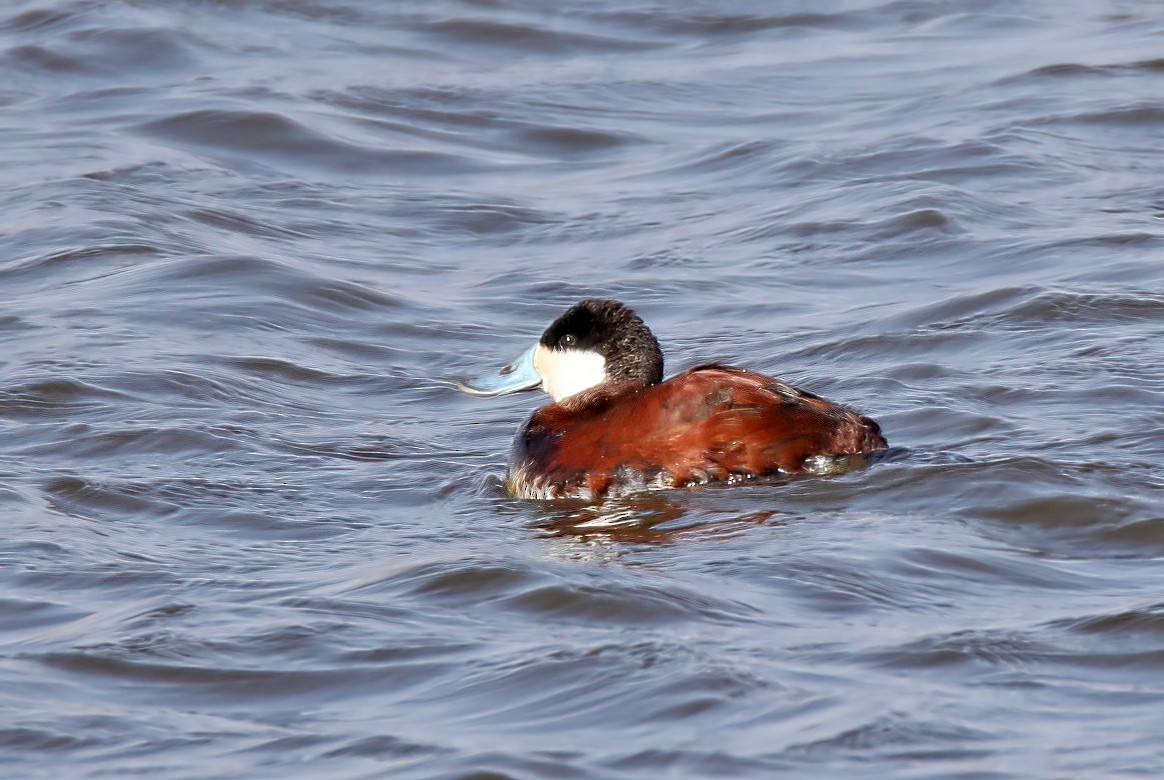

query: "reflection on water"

left=2, top=0, right=1164, bottom=777
left=530, top=488, right=779, bottom=540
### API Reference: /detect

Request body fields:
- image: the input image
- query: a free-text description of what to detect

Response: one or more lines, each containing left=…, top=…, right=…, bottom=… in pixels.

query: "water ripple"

left=3, top=0, right=1164, bottom=778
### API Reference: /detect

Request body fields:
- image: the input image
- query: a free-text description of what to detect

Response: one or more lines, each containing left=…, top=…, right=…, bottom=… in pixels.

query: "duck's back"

left=509, top=365, right=886, bottom=499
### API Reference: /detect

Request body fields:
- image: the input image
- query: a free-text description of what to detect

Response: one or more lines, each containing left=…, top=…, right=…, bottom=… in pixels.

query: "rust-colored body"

left=508, top=364, right=886, bottom=499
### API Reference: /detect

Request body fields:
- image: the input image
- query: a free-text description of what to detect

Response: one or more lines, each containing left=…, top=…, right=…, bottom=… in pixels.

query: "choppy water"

left=2, top=1, right=1163, bottom=778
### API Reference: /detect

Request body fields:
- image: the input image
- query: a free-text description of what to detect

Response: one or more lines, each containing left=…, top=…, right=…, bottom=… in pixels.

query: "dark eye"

left=561, top=334, right=576, bottom=348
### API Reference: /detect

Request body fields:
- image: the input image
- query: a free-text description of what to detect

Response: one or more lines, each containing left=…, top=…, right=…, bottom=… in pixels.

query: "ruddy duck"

left=461, top=299, right=886, bottom=500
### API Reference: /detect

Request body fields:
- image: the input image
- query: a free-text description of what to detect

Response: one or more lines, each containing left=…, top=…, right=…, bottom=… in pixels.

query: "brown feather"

left=508, top=365, right=886, bottom=499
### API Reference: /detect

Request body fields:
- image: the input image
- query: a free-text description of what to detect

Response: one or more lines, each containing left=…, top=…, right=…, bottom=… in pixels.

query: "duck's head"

left=460, top=299, right=664, bottom=404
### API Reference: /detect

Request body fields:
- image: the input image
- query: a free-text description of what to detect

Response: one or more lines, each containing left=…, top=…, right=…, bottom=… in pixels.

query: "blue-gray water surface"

left=2, top=1, right=1164, bottom=778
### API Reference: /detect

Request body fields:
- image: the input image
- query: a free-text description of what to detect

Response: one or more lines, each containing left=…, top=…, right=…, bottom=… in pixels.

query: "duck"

left=460, top=299, right=886, bottom=500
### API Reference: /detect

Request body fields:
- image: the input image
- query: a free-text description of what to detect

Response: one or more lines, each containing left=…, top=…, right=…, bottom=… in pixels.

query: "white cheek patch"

left=534, top=345, right=607, bottom=403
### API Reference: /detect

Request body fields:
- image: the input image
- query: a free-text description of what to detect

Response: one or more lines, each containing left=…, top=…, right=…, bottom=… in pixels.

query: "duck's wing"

left=515, top=365, right=885, bottom=497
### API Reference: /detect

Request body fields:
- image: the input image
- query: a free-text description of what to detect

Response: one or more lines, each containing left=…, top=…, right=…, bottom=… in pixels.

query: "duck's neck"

left=552, top=379, right=651, bottom=411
